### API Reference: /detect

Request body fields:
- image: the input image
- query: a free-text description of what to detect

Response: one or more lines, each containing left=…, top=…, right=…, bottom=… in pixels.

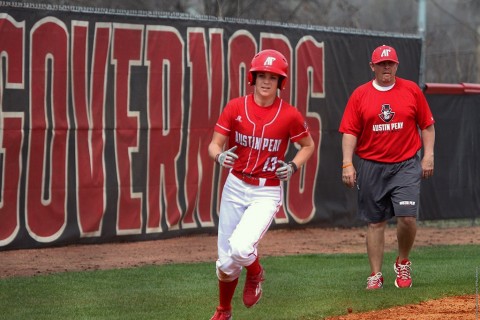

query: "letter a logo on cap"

left=381, top=49, right=391, bottom=57
left=264, top=56, right=276, bottom=66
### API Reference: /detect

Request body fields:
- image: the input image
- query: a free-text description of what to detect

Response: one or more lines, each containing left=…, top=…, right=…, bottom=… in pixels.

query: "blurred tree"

left=8, top=0, right=480, bottom=83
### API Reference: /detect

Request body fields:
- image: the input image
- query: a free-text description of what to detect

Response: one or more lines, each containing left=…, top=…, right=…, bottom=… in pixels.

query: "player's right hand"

left=215, top=146, right=238, bottom=168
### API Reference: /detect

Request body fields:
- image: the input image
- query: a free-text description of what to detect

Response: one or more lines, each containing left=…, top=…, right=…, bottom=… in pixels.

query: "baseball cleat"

left=394, top=257, right=412, bottom=288
left=210, top=307, right=232, bottom=320
left=366, top=272, right=383, bottom=290
left=243, top=267, right=265, bottom=307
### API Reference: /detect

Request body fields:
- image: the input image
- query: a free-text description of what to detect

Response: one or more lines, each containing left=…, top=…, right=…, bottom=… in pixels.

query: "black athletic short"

left=356, top=155, right=422, bottom=223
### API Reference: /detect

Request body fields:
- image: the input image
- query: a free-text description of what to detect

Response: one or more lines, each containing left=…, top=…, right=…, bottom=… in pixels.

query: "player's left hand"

left=276, top=160, right=297, bottom=181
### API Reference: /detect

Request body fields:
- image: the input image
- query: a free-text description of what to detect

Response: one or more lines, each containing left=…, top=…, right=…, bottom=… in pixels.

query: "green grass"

left=0, top=245, right=478, bottom=320
left=417, top=218, right=478, bottom=228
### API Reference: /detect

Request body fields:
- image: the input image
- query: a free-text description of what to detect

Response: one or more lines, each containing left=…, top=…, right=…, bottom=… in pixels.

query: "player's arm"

left=208, top=131, right=238, bottom=168
left=420, top=124, right=435, bottom=179
left=276, top=135, right=314, bottom=181
left=208, top=131, right=228, bottom=160
left=342, top=133, right=357, bottom=188
left=290, top=135, right=315, bottom=170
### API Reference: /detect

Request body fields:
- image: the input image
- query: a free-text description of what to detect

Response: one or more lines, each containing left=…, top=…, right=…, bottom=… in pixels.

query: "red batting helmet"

left=248, top=49, right=288, bottom=90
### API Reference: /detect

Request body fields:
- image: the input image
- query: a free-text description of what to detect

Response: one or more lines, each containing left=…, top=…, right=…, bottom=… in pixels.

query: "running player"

left=208, top=49, right=315, bottom=320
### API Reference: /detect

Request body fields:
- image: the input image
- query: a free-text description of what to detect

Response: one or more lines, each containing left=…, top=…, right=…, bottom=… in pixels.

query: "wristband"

left=342, top=163, right=352, bottom=169
left=288, top=161, right=298, bottom=173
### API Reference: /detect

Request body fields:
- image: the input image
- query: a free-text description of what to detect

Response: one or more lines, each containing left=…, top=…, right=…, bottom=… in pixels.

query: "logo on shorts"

left=399, top=201, right=416, bottom=206
left=378, top=104, right=395, bottom=123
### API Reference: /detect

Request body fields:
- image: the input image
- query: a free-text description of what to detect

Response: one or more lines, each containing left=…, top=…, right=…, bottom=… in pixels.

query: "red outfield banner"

left=0, top=4, right=422, bottom=249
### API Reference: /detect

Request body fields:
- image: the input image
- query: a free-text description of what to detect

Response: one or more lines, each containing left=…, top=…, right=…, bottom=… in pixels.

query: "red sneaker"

left=394, top=257, right=412, bottom=288
left=366, top=272, right=383, bottom=290
left=210, top=307, right=232, bottom=320
left=243, top=268, right=265, bottom=308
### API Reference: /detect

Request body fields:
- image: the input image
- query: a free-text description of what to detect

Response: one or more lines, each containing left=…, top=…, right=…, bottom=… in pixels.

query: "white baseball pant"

left=215, top=172, right=283, bottom=282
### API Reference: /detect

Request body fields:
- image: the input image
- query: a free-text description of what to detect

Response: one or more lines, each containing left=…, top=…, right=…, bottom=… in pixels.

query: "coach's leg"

left=366, top=220, right=387, bottom=274
left=396, top=216, right=416, bottom=261
left=394, top=216, right=416, bottom=288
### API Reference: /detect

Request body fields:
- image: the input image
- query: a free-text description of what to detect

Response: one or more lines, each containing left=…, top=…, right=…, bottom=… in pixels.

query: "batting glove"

left=275, top=160, right=298, bottom=181
left=215, top=146, right=238, bottom=168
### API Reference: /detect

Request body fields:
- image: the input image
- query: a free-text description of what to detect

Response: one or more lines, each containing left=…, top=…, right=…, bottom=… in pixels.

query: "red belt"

left=231, top=170, right=280, bottom=187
